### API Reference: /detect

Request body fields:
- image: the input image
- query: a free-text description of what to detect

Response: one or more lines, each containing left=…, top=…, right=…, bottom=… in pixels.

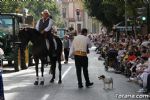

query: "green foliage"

left=83, top=0, right=144, bottom=28
left=1, top=0, right=20, bottom=13
left=1, top=1, right=62, bottom=26
left=83, top=0, right=123, bottom=28
left=83, top=0, right=105, bottom=24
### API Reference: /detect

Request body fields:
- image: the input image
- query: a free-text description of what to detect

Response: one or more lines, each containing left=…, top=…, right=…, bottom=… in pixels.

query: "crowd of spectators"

left=90, top=32, right=150, bottom=94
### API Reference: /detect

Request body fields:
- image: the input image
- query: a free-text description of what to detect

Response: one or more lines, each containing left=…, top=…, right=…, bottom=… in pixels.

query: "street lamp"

left=124, top=0, right=128, bottom=35
left=143, top=0, right=150, bottom=34
left=76, top=8, right=80, bottom=21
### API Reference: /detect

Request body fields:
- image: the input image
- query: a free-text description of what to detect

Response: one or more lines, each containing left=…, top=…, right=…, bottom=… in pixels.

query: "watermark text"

left=116, top=94, right=150, bottom=99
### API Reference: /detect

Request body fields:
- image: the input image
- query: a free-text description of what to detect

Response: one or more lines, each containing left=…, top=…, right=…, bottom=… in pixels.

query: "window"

left=62, top=8, right=66, bottom=18
left=0, top=17, right=13, bottom=35
left=77, top=24, right=81, bottom=32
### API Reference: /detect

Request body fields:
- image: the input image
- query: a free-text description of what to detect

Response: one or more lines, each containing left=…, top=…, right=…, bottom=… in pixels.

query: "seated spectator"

left=141, top=48, right=150, bottom=61
left=137, top=58, right=150, bottom=93
left=107, top=44, right=118, bottom=70
left=137, top=67, right=149, bottom=93
left=134, top=46, right=141, bottom=57
left=127, top=52, right=137, bottom=62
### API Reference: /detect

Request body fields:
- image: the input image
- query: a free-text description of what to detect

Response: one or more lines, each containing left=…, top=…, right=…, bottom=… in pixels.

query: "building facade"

left=59, top=0, right=102, bottom=34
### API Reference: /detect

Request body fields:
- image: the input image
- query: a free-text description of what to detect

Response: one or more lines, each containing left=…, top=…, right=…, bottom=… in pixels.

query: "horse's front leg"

left=34, top=58, right=39, bottom=85
left=40, top=58, right=46, bottom=85
left=50, top=58, right=56, bottom=83
left=58, top=59, right=62, bottom=84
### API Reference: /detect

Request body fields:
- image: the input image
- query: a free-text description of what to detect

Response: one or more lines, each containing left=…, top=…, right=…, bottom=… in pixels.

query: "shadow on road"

left=2, top=65, right=16, bottom=74
left=3, top=70, right=16, bottom=74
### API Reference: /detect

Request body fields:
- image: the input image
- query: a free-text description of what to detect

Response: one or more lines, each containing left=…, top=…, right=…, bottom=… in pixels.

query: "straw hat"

left=43, top=9, right=50, bottom=15
left=41, top=11, right=44, bottom=15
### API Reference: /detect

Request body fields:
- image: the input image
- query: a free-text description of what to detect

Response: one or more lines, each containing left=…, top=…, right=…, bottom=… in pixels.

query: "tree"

left=1, top=0, right=19, bottom=13
left=83, top=0, right=144, bottom=31
left=83, top=0, right=124, bottom=31
left=1, top=1, right=63, bottom=27
left=83, top=0, right=106, bottom=24
left=103, top=0, right=144, bottom=35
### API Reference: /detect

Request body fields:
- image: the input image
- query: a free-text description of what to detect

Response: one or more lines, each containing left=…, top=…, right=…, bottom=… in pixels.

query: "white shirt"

left=0, top=48, right=4, bottom=55
left=35, top=18, right=53, bottom=32
left=69, top=35, right=91, bottom=56
left=118, top=49, right=126, bottom=57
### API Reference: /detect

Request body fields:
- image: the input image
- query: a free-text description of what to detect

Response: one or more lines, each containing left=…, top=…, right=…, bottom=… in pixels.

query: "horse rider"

left=35, top=9, right=56, bottom=57
left=69, top=28, right=94, bottom=88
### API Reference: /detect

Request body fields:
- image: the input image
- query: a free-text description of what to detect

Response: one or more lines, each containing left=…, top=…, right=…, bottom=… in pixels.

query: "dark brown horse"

left=18, top=28, right=63, bottom=85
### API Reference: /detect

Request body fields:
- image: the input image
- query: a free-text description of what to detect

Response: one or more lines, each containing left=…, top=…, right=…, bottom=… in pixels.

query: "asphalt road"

left=3, top=47, right=149, bottom=100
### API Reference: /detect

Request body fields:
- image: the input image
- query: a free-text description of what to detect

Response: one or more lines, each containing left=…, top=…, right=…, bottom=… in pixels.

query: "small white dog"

left=98, top=75, right=113, bottom=89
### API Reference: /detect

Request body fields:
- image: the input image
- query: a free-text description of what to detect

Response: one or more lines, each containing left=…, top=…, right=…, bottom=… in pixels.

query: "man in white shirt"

left=69, top=28, right=93, bottom=88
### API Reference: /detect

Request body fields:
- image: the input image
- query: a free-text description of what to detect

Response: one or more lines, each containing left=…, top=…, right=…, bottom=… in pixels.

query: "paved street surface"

left=2, top=47, right=149, bottom=100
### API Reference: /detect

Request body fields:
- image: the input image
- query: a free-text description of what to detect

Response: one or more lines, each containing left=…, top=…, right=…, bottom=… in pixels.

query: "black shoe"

left=34, top=81, right=38, bottom=85
left=64, top=61, right=68, bottom=64
left=78, top=85, right=83, bottom=88
left=86, top=82, right=94, bottom=87
left=50, top=79, right=54, bottom=83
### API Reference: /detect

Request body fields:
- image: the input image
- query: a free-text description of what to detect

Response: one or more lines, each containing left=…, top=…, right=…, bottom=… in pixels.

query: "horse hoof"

left=34, top=81, right=38, bottom=85
left=50, top=79, right=54, bottom=83
left=40, top=81, right=44, bottom=85
left=58, top=80, right=62, bottom=84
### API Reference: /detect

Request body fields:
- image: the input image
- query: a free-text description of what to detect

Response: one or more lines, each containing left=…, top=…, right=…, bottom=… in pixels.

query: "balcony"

left=76, top=16, right=82, bottom=21
left=68, top=18, right=75, bottom=22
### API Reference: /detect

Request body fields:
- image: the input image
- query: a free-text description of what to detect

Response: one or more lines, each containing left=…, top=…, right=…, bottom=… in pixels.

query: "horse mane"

left=26, top=28, right=41, bottom=36
left=20, top=27, right=40, bottom=37
left=20, top=28, right=44, bottom=46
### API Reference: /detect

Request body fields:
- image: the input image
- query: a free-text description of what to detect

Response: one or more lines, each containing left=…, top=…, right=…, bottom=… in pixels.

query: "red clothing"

left=127, top=55, right=137, bottom=62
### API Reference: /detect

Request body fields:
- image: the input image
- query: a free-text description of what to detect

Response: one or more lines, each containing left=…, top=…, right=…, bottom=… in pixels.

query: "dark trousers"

left=0, top=72, right=4, bottom=100
left=47, top=33, right=55, bottom=49
left=147, top=74, right=150, bottom=93
left=64, top=48, right=69, bottom=62
left=74, top=55, right=90, bottom=86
